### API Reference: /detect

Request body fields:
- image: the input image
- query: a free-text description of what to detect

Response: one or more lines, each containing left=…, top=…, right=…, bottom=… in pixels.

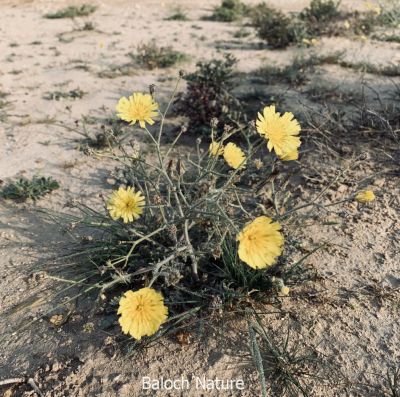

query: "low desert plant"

left=372, top=33, right=400, bottom=43
left=338, top=60, right=400, bottom=77
left=377, top=0, right=400, bottom=28
left=37, top=78, right=332, bottom=346
left=43, top=88, right=85, bottom=101
left=258, top=52, right=343, bottom=86
left=300, top=0, right=341, bottom=23
left=1, top=176, right=59, bottom=202
left=177, top=54, right=240, bottom=134
left=248, top=313, right=335, bottom=397
left=165, top=8, right=188, bottom=21
left=74, top=116, right=128, bottom=152
left=208, top=0, right=248, bottom=22
left=130, top=41, right=187, bottom=70
left=44, top=4, right=96, bottom=19
left=250, top=4, right=299, bottom=49
left=299, top=0, right=341, bottom=35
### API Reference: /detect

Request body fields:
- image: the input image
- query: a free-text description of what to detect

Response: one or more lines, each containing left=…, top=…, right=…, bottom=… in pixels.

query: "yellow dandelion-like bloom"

left=280, top=286, right=290, bottom=296
left=116, top=92, right=158, bottom=128
left=118, top=288, right=168, bottom=340
left=256, top=105, right=301, bottom=157
left=279, top=150, right=298, bottom=161
left=209, top=140, right=224, bottom=157
left=237, top=216, right=284, bottom=269
left=223, top=142, right=246, bottom=169
left=355, top=190, right=375, bottom=203
left=107, top=186, right=145, bottom=223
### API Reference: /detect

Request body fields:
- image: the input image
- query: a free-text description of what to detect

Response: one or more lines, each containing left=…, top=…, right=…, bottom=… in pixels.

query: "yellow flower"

left=118, top=288, right=168, bottom=340
left=107, top=186, right=145, bottom=223
left=116, top=92, right=158, bottom=128
left=280, top=286, right=290, bottom=296
left=209, top=140, right=224, bottom=157
left=237, top=216, right=284, bottom=269
left=223, top=142, right=246, bottom=169
left=279, top=150, right=298, bottom=161
left=355, top=190, right=375, bottom=203
left=256, top=105, right=301, bottom=158
left=302, top=38, right=318, bottom=46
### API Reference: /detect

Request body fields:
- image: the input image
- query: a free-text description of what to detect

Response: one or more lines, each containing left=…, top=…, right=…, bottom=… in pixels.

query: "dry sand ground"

left=0, top=0, right=399, bottom=396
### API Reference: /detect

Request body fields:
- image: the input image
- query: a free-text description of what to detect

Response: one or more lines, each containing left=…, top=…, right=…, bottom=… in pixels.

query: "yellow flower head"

left=118, top=287, right=168, bottom=340
left=256, top=105, right=301, bottom=158
left=237, top=216, right=284, bottom=269
left=209, top=140, right=224, bottom=157
left=116, top=92, right=158, bottom=128
left=280, top=286, right=290, bottom=296
left=355, top=190, right=375, bottom=203
left=279, top=150, right=298, bottom=161
left=223, top=142, right=246, bottom=169
left=107, top=186, right=145, bottom=223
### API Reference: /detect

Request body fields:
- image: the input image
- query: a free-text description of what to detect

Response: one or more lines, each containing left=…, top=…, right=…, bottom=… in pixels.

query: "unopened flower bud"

left=254, top=159, right=263, bottom=170
left=223, top=124, right=233, bottom=133
left=212, top=246, right=222, bottom=259
left=210, top=117, right=219, bottom=128
left=149, top=84, right=155, bottom=96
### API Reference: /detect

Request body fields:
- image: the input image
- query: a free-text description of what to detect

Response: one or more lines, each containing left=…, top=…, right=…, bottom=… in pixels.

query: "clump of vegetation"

left=177, top=54, right=240, bottom=134
left=233, top=27, right=252, bottom=38
left=351, top=11, right=379, bottom=36
left=165, top=8, right=188, bottom=21
left=300, top=0, right=341, bottom=23
left=44, top=4, right=96, bottom=19
left=14, top=76, right=376, bottom=395
left=130, top=41, right=187, bottom=70
left=338, top=60, right=400, bottom=77
left=377, top=0, right=400, bottom=28
left=75, top=116, right=127, bottom=152
left=258, top=52, right=343, bottom=86
left=43, top=88, right=86, bottom=101
left=248, top=315, right=335, bottom=396
left=249, top=4, right=300, bottom=49
left=372, top=33, right=400, bottom=43
left=41, top=83, right=329, bottom=350
left=0, top=93, right=11, bottom=121
left=1, top=176, right=59, bottom=202
left=299, top=0, right=341, bottom=34
left=81, top=21, right=95, bottom=30
left=208, top=0, right=248, bottom=22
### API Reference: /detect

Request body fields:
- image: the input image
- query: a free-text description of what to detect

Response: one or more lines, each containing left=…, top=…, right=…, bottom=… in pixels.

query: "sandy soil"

left=0, top=0, right=399, bottom=396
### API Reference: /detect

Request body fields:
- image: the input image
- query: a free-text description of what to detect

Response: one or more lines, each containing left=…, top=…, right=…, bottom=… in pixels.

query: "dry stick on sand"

left=28, top=378, right=45, bottom=397
left=0, top=377, right=44, bottom=396
left=0, top=378, right=25, bottom=386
